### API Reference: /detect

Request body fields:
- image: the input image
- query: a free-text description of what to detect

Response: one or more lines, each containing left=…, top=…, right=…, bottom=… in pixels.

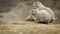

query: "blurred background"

left=0, top=0, right=60, bottom=24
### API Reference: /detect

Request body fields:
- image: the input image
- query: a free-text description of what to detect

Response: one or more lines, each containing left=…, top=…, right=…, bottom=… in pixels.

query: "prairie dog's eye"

left=32, top=11, right=33, bottom=12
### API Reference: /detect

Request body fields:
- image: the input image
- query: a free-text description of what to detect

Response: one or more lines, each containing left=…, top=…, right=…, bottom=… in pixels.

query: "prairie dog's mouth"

left=31, top=13, right=36, bottom=16
left=34, top=5, right=40, bottom=8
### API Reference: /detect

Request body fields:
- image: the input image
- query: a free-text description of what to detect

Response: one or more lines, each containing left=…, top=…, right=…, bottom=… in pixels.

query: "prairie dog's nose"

left=32, top=13, right=33, bottom=15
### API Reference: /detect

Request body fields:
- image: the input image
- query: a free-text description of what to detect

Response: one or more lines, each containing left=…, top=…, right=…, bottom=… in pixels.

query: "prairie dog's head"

left=30, top=9, right=39, bottom=16
left=33, top=1, right=45, bottom=9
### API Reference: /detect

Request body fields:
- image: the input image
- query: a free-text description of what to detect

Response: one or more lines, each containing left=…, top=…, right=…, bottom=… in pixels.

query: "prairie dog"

left=33, top=1, right=57, bottom=20
left=25, top=1, right=57, bottom=24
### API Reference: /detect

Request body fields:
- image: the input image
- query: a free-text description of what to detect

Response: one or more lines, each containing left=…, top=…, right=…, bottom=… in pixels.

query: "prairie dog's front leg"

left=24, top=15, right=34, bottom=21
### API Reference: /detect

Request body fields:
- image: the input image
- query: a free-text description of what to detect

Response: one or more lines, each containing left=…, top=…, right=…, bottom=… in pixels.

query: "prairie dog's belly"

left=35, top=10, right=51, bottom=22
left=39, top=10, right=51, bottom=18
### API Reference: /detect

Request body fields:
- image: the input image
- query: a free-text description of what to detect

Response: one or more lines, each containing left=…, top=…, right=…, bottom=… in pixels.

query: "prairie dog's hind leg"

left=24, top=15, right=34, bottom=21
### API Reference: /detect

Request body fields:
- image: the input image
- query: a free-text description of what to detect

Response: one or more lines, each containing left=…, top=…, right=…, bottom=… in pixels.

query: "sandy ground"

left=0, top=21, right=60, bottom=34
